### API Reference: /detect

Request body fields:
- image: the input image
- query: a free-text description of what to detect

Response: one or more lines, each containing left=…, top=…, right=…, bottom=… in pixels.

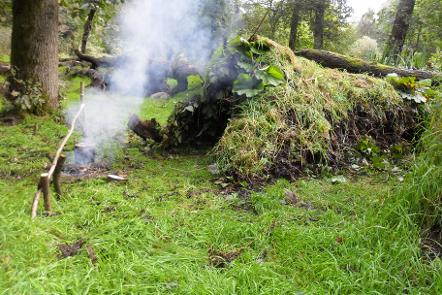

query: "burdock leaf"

left=256, top=70, right=284, bottom=87
left=233, top=73, right=256, bottom=90
left=266, top=65, right=285, bottom=80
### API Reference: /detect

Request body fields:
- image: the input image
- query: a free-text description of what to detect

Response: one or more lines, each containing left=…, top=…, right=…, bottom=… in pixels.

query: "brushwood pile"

left=140, top=36, right=438, bottom=183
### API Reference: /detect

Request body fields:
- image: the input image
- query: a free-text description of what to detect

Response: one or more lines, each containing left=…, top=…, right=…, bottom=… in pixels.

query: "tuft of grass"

left=388, top=101, right=442, bottom=241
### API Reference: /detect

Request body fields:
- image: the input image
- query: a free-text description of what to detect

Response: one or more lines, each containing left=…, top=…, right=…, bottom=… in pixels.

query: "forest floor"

left=1, top=70, right=441, bottom=294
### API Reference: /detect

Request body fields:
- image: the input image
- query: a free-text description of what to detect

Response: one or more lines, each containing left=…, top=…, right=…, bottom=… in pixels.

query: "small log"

left=128, top=115, right=163, bottom=143
left=40, top=173, right=51, bottom=214
left=295, top=49, right=440, bottom=80
left=53, top=154, right=67, bottom=198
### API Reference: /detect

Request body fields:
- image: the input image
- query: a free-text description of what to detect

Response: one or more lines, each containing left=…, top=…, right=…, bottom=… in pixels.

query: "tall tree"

left=10, top=0, right=59, bottom=112
left=383, top=0, right=416, bottom=60
left=313, top=0, right=327, bottom=49
left=288, top=0, right=302, bottom=50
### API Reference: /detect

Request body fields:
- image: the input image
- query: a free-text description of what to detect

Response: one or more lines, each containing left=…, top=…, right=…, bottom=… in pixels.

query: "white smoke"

left=67, top=0, right=235, bottom=163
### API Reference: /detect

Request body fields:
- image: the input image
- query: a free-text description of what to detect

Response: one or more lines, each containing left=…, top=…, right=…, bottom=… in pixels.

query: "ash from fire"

left=66, top=0, right=237, bottom=165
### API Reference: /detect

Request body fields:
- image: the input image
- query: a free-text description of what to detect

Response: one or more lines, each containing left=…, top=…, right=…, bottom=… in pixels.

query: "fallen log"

left=295, top=49, right=440, bottom=80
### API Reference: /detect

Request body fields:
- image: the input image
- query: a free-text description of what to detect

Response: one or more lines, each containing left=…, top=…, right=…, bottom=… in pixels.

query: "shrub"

left=350, top=36, right=379, bottom=61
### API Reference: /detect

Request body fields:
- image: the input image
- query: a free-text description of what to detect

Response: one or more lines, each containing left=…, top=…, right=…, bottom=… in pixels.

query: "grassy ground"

left=1, top=74, right=442, bottom=294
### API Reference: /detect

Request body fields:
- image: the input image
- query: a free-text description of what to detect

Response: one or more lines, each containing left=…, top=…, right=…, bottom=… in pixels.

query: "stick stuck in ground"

left=53, top=154, right=67, bottom=198
left=41, top=173, right=51, bottom=214
left=31, top=102, right=86, bottom=219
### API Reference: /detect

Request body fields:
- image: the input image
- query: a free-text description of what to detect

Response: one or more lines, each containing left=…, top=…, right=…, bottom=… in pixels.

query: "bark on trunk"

left=296, top=49, right=439, bottom=80
left=80, top=8, right=97, bottom=54
left=313, top=0, right=326, bottom=50
left=10, top=0, right=59, bottom=110
left=384, top=0, right=416, bottom=60
left=289, top=1, right=301, bottom=51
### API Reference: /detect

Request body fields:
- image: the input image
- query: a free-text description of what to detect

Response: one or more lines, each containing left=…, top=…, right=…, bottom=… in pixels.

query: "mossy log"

left=296, top=49, right=439, bottom=80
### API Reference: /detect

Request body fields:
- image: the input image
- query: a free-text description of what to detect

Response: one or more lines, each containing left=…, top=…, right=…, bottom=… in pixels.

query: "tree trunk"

left=289, top=1, right=301, bottom=51
left=80, top=8, right=97, bottom=54
left=296, top=49, right=439, bottom=80
left=10, top=0, right=59, bottom=111
left=383, top=0, right=416, bottom=61
left=313, top=0, right=326, bottom=50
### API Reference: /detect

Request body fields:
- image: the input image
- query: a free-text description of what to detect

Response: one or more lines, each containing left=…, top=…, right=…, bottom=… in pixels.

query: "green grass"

left=139, top=90, right=201, bottom=125
left=1, top=82, right=442, bottom=294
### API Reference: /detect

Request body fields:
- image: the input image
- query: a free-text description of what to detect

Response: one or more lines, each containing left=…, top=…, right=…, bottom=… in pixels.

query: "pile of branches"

left=132, top=36, right=440, bottom=183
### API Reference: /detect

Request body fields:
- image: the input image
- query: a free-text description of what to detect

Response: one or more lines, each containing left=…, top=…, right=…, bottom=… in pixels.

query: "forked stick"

left=31, top=103, right=85, bottom=218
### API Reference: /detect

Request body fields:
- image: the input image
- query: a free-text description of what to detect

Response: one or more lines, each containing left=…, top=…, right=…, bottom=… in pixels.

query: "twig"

left=248, top=9, right=270, bottom=41
left=31, top=177, right=43, bottom=219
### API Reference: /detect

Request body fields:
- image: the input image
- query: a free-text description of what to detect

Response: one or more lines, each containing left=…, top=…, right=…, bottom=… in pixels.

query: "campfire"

left=61, top=144, right=109, bottom=178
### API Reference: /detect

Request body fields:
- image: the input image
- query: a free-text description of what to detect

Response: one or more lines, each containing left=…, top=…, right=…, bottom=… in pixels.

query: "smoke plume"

left=67, top=0, right=235, bottom=163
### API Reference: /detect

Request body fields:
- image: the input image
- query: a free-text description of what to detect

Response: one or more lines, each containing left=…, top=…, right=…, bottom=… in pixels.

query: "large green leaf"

left=266, top=65, right=285, bottom=80
left=232, top=73, right=263, bottom=98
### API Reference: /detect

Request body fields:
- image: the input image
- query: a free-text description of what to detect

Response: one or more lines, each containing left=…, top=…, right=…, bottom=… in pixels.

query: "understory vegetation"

left=1, top=65, right=442, bottom=293
left=158, top=37, right=426, bottom=183
left=1, top=0, right=442, bottom=293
